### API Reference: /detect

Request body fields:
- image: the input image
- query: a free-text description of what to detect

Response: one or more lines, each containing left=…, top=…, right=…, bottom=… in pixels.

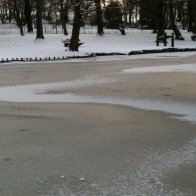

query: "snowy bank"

left=0, top=30, right=196, bottom=61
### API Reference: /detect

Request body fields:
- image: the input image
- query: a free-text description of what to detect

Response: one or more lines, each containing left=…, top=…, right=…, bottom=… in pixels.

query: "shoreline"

left=0, top=56, right=196, bottom=195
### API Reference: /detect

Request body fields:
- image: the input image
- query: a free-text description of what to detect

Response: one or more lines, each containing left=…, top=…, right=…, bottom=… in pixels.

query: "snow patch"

left=123, top=64, right=196, bottom=74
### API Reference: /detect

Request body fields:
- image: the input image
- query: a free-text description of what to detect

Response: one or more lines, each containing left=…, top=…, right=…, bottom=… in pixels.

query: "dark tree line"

left=138, top=0, right=196, bottom=40
left=1, top=0, right=196, bottom=51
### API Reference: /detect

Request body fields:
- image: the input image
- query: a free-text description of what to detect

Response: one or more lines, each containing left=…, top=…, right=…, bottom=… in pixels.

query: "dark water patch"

left=3, top=158, right=10, bottom=162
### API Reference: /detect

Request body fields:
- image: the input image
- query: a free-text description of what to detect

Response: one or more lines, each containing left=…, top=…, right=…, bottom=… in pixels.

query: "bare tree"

left=24, top=0, right=33, bottom=33
left=69, top=0, right=81, bottom=51
left=156, top=0, right=166, bottom=37
left=36, top=0, right=44, bottom=39
left=13, top=0, right=24, bottom=36
left=95, top=0, right=104, bottom=35
left=192, top=0, right=196, bottom=35
left=187, top=0, right=193, bottom=31
left=168, top=0, right=184, bottom=40
left=59, top=0, right=68, bottom=35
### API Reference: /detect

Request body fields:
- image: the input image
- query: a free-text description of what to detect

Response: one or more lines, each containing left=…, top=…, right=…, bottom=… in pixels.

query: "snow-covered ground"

left=0, top=30, right=195, bottom=60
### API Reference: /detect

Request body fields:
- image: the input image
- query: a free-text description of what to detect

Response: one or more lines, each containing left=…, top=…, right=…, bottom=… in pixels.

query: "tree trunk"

left=36, top=0, right=44, bottom=39
left=192, top=0, right=196, bottom=34
left=151, top=0, right=158, bottom=33
left=60, top=0, right=68, bottom=35
left=168, top=1, right=184, bottom=40
left=69, top=0, right=81, bottom=51
left=124, top=11, right=128, bottom=26
left=95, top=0, right=104, bottom=35
left=62, top=18, right=68, bottom=36
left=139, top=0, right=145, bottom=27
left=13, top=0, right=24, bottom=36
left=181, top=7, right=186, bottom=30
left=8, top=0, right=13, bottom=23
left=24, top=0, right=33, bottom=33
left=156, top=0, right=165, bottom=37
left=188, top=0, right=193, bottom=32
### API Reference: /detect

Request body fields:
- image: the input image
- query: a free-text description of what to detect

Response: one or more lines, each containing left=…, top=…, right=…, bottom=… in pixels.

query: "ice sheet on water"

left=0, top=81, right=196, bottom=124
left=0, top=63, right=196, bottom=124
left=123, top=64, right=196, bottom=74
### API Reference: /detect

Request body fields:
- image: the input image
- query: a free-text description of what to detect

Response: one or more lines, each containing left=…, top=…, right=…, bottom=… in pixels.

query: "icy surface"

left=123, top=63, right=196, bottom=74
left=0, top=75, right=196, bottom=124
